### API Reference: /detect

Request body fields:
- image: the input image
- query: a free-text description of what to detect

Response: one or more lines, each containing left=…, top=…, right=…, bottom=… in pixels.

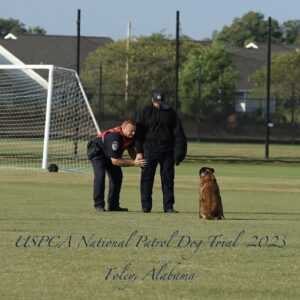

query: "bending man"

left=88, top=120, right=146, bottom=212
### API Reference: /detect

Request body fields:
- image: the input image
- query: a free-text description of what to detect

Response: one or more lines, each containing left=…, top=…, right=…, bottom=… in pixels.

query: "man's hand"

left=133, top=157, right=147, bottom=167
left=135, top=153, right=144, bottom=160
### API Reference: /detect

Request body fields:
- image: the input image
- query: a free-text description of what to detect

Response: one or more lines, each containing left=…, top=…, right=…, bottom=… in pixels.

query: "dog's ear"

left=210, top=168, right=215, bottom=173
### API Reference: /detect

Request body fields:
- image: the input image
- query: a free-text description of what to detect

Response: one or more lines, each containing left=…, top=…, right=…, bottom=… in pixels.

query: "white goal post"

left=0, top=64, right=100, bottom=172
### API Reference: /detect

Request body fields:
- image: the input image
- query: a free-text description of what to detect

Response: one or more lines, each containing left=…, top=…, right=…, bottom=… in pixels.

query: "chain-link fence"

left=83, top=88, right=299, bottom=144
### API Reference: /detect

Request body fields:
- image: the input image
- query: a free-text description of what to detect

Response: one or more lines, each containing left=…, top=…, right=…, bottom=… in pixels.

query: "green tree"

left=217, top=11, right=282, bottom=46
left=0, top=18, right=26, bottom=37
left=27, top=26, right=46, bottom=35
left=281, top=20, right=300, bottom=44
left=0, top=18, right=46, bottom=37
left=180, top=41, right=238, bottom=116
left=251, top=51, right=300, bottom=101
left=251, top=51, right=300, bottom=126
left=81, top=33, right=199, bottom=118
left=82, top=39, right=128, bottom=117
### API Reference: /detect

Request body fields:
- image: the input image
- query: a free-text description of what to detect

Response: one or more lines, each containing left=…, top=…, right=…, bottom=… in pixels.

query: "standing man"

left=135, top=89, right=187, bottom=213
left=88, top=120, right=146, bottom=212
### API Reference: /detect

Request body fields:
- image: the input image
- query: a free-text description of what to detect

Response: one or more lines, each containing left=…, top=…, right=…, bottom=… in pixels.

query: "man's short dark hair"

left=122, top=120, right=136, bottom=126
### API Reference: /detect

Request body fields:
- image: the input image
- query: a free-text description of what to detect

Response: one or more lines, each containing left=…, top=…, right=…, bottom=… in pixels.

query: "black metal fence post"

left=265, top=16, right=272, bottom=159
left=76, top=9, right=81, bottom=75
left=175, top=10, right=180, bottom=112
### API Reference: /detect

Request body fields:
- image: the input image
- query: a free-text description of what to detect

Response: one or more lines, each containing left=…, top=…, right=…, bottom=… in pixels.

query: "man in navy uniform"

left=135, top=89, right=187, bottom=213
left=88, top=120, right=146, bottom=212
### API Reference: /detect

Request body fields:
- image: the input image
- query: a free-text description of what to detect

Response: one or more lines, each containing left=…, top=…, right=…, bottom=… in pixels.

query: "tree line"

left=81, top=11, right=300, bottom=123
left=1, top=12, right=299, bottom=124
left=215, top=11, right=300, bottom=46
left=0, top=18, right=46, bottom=37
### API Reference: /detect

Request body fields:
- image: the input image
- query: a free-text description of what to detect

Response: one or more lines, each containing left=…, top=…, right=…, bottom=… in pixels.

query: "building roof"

left=0, top=34, right=113, bottom=71
left=228, top=43, right=298, bottom=91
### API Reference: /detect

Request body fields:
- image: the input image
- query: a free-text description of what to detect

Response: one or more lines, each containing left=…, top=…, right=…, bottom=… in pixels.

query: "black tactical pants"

left=140, top=150, right=175, bottom=212
left=91, top=157, right=123, bottom=210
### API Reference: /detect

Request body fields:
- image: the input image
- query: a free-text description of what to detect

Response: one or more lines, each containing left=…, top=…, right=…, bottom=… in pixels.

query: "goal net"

left=0, top=65, right=100, bottom=172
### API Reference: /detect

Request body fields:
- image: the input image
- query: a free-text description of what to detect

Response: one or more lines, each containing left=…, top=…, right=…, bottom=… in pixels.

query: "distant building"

left=228, top=42, right=298, bottom=113
left=199, top=41, right=299, bottom=113
left=0, top=33, right=113, bottom=71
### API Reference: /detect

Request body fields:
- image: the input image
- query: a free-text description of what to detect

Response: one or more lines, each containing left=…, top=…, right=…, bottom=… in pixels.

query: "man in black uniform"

left=88, top=120, right=146, bottom=212
left=135, top=90, right=187, bottom=213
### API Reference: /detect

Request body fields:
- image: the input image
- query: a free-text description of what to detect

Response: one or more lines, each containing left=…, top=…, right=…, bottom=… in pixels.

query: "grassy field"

left=0, top=142, right=300, bottom=300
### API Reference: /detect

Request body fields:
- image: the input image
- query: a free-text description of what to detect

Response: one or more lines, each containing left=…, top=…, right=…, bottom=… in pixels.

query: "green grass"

left=0, top=138, right=90, bottom=171
left=186, top=141, right=300, bottom=162
left=0, top=143, right=300, bottom=299
left=1, top=140, right=300, bottom=172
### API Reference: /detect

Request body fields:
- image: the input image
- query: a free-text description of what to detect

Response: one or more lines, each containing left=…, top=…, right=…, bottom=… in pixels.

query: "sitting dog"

left=199, top=167, right=224, bottom=220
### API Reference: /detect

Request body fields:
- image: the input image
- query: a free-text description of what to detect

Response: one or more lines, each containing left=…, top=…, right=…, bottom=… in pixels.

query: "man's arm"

left=104, top=131, right=146, bottom=167
left=173, top=112, right=187, bottom=165
left=111, top=157, right=146, bottom=167
left=135, top=109, right=146, bottom=154
left=127, top=145, right=137, bottom=159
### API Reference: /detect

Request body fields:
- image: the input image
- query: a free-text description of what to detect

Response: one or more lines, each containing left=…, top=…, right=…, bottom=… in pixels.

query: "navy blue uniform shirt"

left=99, top=132, right=124, bottom=159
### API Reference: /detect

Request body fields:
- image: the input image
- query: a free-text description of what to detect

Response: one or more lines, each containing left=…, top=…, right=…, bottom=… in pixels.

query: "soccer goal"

left=0, top=65, right=100, bottom=172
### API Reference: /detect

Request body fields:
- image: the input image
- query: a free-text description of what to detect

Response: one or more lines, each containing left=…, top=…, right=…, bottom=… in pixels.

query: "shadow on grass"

left=227, top=211, right=300, bottom=215
left=1, top=211, right=299, bottom=222
left=186, top=155, right=300, bottom=164
left=225, top=211, right=300, bottom=221
left=127, top=210, right=300, bottom=221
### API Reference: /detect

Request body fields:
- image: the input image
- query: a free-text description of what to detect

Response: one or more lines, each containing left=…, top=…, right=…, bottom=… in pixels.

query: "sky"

left=1, top=0, right=300, bottom=40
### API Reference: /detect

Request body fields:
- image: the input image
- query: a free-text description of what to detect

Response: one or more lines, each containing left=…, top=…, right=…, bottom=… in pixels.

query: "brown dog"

left=199, top=167, right=224, bottom=220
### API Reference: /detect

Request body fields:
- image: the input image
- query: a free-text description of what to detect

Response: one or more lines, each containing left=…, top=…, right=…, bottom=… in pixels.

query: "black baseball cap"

left=152, top=90, right=165, bottom=102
